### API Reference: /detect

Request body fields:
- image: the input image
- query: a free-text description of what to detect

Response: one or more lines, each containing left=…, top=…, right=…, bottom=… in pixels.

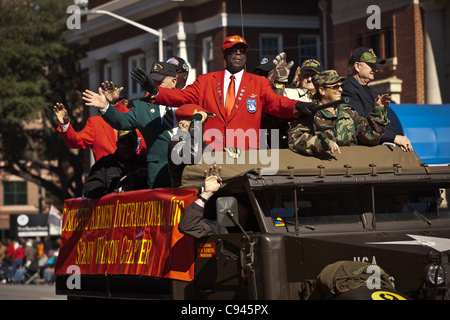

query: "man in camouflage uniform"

left=288, top=70, right=390, bottom=156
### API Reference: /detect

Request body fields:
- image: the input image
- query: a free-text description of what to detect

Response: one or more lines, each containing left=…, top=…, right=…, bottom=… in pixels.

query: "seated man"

left=168, top=104, right=215, bottom=187
left=178, top=165, right=227, bottom=238
left=178, top=165, right=257, bottom=238
left=83, top=130, right=147, bottom=199
left=342, top=47, right=412, bottom=152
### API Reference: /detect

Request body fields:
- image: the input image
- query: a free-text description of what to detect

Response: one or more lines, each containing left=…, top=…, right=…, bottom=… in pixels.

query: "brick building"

left=70, top=0, right=319, bottom=97
left=320, top=0, right=450, bottom=104
left=64, top=0, right=449, bottom=171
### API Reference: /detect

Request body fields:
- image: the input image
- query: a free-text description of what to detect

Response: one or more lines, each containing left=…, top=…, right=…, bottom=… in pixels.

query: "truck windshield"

left=254, top=186, right=449, bottom=226
left=372, top=187, right=449, bottom=222
left=255, top=187, right=363, bottom=225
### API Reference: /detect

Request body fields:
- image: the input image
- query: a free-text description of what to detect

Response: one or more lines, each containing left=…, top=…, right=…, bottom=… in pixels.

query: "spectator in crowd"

left=43, top=249, right=57, bottom=284
left=129, top=35, right=318, bottom=151
left=0, top=241, right=5, bottom=266
left=2, top=240, right=24, bottom=283
left=342, top=47, right=413, bottom=152
left=167, top=56, right=190, bottom=89
left=53, top=84, right=146, bottom=162
left=83, top=130, right=147, bottom=199
left=288, top=70, right=391, bottom=156
left=82, top=62, right=179, bottom=189
left=13, top=240, right=37, bottom=283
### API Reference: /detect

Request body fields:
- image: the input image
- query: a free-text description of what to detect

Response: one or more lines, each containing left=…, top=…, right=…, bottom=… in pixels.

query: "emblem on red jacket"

left=247, top=99, right=257, bottom=113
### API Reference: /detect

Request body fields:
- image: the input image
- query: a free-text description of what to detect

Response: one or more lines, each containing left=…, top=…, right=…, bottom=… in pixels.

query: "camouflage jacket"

left=288, top=103, right=390, bottom=155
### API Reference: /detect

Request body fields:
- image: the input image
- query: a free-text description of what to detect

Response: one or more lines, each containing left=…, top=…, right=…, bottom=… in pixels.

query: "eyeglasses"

left=229, top=47, right=247, bottom=54
left=325, top=84, right=343, bottom=91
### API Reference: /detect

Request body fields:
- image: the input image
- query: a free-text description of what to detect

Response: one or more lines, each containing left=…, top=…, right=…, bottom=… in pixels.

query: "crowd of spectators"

left=0, top=237, right=59, bottom=285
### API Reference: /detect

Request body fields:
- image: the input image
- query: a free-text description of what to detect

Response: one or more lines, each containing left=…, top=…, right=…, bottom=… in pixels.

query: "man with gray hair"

left=342, top=47, right=412, bottom=152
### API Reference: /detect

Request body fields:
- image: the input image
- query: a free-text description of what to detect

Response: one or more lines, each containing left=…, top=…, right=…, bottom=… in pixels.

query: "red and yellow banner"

left=55, top=188, right=197, bottom=282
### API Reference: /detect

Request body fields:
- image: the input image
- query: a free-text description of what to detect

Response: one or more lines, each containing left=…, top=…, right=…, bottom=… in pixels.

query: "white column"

left=168, top=22, right=197, bottom=85
left=106, top=53, right=123, bottom=86
left=80, top=58, right=101, bottom=116
left=420, top=0, right=447, bottom=104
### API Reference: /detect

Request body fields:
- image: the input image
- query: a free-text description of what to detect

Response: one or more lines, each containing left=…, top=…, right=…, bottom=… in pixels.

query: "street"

left=0, top=283, right=65, bottom=300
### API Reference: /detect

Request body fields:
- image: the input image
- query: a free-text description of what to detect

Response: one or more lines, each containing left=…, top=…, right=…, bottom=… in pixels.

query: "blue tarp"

left=387, top=104, right=450, bottom=165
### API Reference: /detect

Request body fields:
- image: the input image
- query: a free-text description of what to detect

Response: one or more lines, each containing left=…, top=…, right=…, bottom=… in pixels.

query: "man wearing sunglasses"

left=342, top=47, right=413, bottom=152
left=130, top=35, right=318, bottom=151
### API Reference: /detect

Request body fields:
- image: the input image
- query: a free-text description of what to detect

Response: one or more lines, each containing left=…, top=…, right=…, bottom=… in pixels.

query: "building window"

left=103, top=63, right=112, bottom=83
left=202, top=36, right=213, bottom=74
left=260, top=34, right=283, bottom=58
left=3, top=181, right=27, bottom=205
left=128, top=54, right=145, bottom=97
left=298, top=36, right=320, bottom=64
left=369, top=32, right=380, bottom=58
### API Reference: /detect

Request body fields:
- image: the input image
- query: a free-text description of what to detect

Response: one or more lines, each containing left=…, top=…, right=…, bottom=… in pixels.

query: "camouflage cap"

left=349, top=47, right=386, bottom=65
left=312, top=70, right=346, bottom=88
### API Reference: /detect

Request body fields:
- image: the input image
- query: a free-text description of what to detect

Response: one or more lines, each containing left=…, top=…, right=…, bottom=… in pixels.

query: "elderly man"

left=342, top=47, right=412, bottom=152
left=271, top=56, right=323, bottom=103
left=130, top=35, right=318, bottom=151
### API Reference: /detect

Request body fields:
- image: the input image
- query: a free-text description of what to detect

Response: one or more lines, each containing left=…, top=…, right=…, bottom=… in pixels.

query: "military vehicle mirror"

left=216, top=197, right=239, bottom=227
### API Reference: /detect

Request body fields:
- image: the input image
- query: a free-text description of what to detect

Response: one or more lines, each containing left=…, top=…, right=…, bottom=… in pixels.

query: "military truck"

left=55, top=145, right=450, bottom=300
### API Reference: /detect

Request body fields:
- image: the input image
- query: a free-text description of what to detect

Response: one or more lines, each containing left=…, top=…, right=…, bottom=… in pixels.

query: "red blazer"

left=58, top=103, right=147, bottom=161
left=155, top=70, right=299, bottom=150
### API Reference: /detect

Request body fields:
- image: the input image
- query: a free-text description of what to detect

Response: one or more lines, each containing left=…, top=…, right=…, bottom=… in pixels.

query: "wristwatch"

left=197, top=194, right=209, bottom=204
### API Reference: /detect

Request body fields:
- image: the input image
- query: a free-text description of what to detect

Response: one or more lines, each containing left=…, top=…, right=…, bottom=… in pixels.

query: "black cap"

left=149, top=62, right=177, bottom=81
left=300, top=59, right=324, bottom=73
left=349, top=47, right=386, bottom=65
left=166, top=56, right=189, bottom=73
left=254, top=55, right=276, bottom=72
left=117, top=130, right=137, bottom=142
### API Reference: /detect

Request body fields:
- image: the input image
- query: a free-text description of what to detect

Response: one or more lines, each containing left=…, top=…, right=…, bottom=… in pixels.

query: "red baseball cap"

left=175, top=104, right=215, bottom=121
left=221, top=35, right=250, bottom=53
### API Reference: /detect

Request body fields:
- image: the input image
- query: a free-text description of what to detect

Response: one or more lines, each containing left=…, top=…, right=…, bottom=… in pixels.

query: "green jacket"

left=102, top=97, right=172, bottom=189
left=288, top=103, right=389, bottom=155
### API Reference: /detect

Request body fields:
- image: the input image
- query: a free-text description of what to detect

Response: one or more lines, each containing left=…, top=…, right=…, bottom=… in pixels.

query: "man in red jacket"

left=131, top=35, right=317, bottom=151
left=54, top=85, right=146, bottom=161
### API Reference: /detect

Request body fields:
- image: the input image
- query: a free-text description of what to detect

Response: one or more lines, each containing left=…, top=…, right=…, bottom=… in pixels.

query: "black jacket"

left=168, top=120, right=211, bottom=187
left=342, top=76, right=398, bottom=143
left=83, top=150, right=147, bottom=199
